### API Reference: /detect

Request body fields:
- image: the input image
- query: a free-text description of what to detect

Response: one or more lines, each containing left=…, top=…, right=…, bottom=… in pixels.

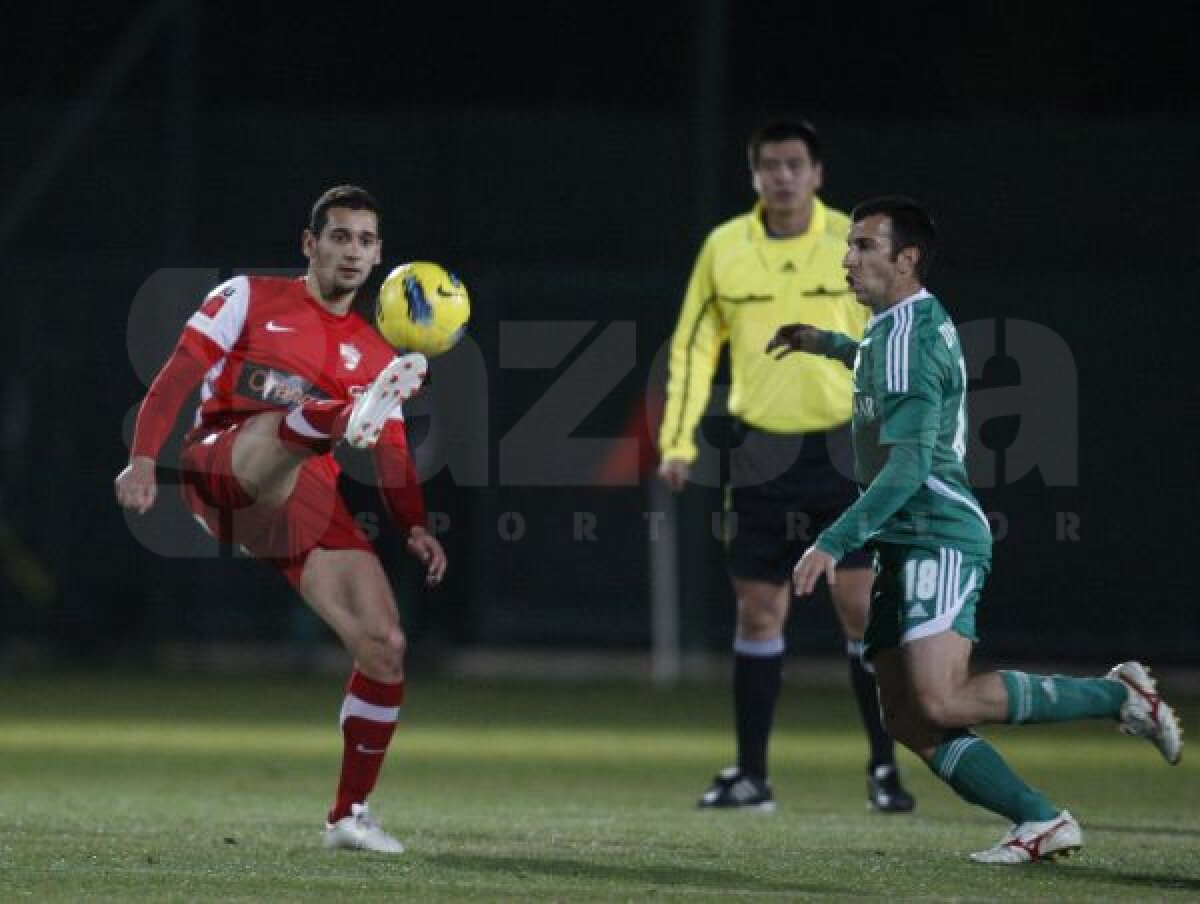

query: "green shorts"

left=863, top=543, right=991, bottom=659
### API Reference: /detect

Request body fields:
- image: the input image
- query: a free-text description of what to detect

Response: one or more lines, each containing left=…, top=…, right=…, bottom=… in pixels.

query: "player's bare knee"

left=378, top=626, right=406, bottom=675
left=736, top=600, right=784, bottom=637
left=386, top=626, right=406, bottom=666
left=359, top=646, right=403, bottom=684
left=913, top=690, right=961, bottom=731
left=351, top=624, right=404, bottom=680
left=831, top=587, right=869, bottom=620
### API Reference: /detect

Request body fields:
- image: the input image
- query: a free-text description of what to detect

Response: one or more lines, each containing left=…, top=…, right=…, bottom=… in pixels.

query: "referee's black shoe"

left=697, top=767, right=776, bottom=811
left=868, top=764, right=915, bottom=813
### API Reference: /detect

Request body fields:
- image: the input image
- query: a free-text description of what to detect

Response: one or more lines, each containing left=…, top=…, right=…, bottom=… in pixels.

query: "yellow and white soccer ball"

left=376, top=261, right=470, bottom=356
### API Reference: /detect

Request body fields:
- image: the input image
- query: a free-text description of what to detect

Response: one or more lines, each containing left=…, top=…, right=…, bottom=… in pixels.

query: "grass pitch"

left=0, top=672, right=1197, bottom=901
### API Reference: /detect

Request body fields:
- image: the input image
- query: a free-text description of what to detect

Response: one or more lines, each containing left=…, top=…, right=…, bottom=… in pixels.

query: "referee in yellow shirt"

left=659, top=119, right=913, bottom=812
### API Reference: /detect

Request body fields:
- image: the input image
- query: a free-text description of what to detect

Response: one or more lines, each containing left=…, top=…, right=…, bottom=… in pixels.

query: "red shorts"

left=180, top=422, right=374, bottom=587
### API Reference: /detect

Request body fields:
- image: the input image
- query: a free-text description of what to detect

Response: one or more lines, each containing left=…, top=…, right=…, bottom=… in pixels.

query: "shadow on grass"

left=1088, top=822, right=1200, bottom=840
left=1061, top=867, right=1200, bottom=894
left=426, top=852, right=844, bottom=895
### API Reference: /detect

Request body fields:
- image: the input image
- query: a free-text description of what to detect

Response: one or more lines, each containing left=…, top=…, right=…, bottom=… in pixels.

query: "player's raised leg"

left=956, top=659, right=1180, bottom=763
left=232, top=354, right=427, bottom=506
left=1106, top=661, right=1183, bottom=764
left=301, top=547, right=409, bottom=854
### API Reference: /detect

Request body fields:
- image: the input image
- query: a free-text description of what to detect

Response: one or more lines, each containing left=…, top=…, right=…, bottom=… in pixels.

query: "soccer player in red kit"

left=115, top=185, right=445, bottom=853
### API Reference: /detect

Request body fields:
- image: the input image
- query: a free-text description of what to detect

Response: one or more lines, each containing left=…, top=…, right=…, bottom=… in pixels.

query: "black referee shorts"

left=725, top=420, right=873, bottom=584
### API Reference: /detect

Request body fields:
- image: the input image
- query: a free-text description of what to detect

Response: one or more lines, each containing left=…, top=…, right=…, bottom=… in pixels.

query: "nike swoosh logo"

left=356, top=744, right=387, bottom=755
left=436, top=286, right=455, bottom=298
left=265, top=320, right=296, bottom=332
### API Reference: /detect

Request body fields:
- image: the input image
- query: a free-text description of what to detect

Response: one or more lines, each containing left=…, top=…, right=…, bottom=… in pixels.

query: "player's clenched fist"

left=115, top=456, right=158, bottom=515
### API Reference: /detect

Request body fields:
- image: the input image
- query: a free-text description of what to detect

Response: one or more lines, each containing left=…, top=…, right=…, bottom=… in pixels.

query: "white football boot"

left=342, top=353, right=427, bottom=449
left=1107, top=661, right=1183, bottom=765
left=970, top=810, right=1082, bottom=864
left=323, top=802, right=404, bottom=854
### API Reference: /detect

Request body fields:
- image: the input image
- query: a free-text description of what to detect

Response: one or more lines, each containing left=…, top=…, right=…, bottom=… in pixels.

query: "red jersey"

left=186, top=275, right=398, bottom=430
left=131, top=275, right=424, bottom=531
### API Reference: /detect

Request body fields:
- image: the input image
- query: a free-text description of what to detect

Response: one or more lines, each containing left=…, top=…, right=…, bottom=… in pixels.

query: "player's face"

left=843, top=214, right=901, bottom=308
left=751, top=140, right=822, bottom=215
left=303, top=207, right=382, bottom=300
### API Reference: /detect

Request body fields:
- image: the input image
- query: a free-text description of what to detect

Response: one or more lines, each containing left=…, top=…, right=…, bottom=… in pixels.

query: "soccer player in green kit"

left=769, top=196, right=1182, bottom=864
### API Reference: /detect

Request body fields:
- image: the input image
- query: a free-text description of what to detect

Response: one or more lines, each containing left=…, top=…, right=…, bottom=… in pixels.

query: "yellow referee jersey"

left=658, top=198, right=869, bottom=464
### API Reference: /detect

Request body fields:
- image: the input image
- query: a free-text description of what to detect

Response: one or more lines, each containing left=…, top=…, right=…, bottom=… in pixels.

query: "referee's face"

left=752, top=140, right=822, bottom=216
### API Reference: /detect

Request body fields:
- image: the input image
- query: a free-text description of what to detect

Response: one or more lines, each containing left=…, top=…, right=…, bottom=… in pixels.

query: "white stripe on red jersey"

left=187, top=275, right=250, bottom=353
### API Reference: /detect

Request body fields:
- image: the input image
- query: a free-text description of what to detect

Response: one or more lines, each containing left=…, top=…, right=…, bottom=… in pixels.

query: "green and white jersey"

left=820, top=289, right=992, bottom=558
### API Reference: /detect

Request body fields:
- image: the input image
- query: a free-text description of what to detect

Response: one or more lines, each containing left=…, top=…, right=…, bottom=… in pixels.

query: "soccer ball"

left=375, top=261, right=470, bottom=356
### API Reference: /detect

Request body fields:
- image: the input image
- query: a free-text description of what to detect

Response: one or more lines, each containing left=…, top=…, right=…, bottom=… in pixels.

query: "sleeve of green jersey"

left=814, top=334, right=946, bottom=559
left=815, top=442, right=933, bottom=560
left=816, top=331, right=859, bottom=369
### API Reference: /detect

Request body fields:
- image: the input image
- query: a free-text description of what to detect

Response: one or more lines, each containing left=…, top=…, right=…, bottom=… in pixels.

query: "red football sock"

left=278, top=400, right=351, bottom=455
left=329, top=670, right=404, bottom=822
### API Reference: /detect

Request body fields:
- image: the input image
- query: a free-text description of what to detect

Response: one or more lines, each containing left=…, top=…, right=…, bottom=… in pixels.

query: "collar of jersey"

left=866, top=288, right=933, bottom=331
left=296, top=276, right=357, bottom=321
left=749, top=197, right=828, bottom=242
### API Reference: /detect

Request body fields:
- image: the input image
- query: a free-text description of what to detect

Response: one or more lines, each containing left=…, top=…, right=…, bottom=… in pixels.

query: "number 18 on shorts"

left=864, top=545, right=991, bottom=656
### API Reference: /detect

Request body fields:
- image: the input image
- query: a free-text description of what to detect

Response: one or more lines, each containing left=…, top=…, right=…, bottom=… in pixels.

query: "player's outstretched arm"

left=765, top=323, right=859, bottom=368
left=115, top=456, right=158, bottom=515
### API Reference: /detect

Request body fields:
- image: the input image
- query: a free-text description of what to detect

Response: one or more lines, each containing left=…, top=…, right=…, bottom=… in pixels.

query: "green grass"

left=0, top=673, right=1197, bottom=901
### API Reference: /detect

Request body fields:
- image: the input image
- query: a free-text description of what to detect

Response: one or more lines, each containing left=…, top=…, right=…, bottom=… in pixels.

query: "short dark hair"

left=747, top=119, right=823, bottom=168
left=308, top=185, right=382, bottom=237
left=851, top=196, right=937, bottom=280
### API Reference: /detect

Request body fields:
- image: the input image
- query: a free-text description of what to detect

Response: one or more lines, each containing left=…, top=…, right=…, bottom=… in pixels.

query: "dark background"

left=2, top=0, right=1198, bottom=668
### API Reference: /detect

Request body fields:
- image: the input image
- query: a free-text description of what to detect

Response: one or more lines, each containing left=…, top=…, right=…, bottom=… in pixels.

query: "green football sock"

left=1001, top=671, right=1126, bottom=724
left=930, top=731, right=1059, bottom=824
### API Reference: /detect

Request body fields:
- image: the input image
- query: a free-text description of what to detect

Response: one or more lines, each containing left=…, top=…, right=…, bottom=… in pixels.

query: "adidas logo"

left=782, top=261, right=796, bottom=272
left=1041, top=678, right=1058, bottom=702
left=907, top=602, right=928, bottom=618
